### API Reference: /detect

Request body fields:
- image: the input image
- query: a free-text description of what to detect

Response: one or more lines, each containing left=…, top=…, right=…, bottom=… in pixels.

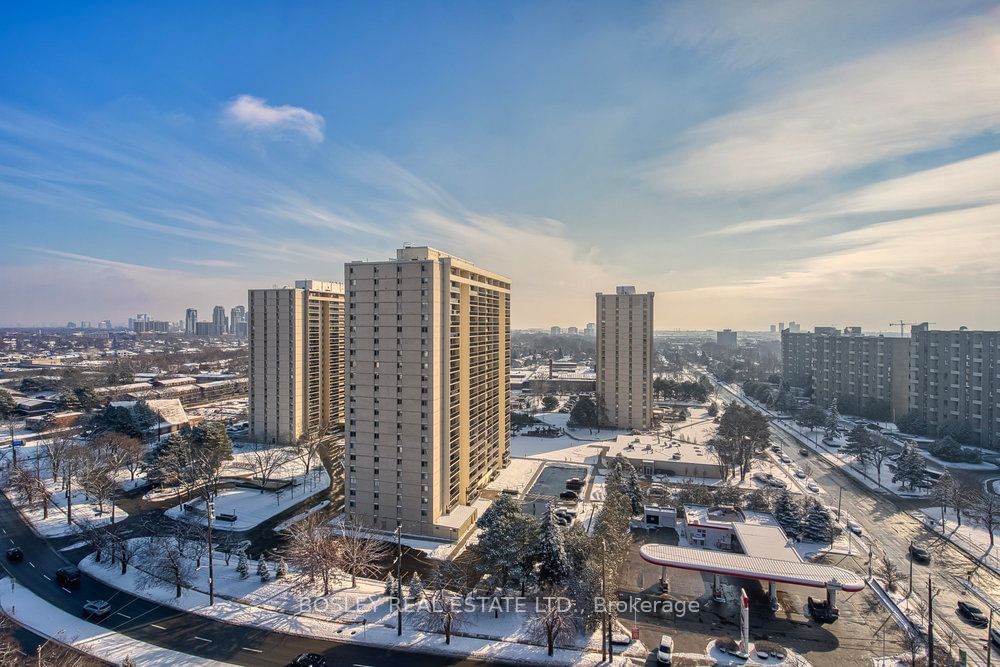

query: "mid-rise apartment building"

left=596, top=286, right=654, bottom=429
left=910, top=324, right=999, bottom=449
left=248, top=280, right=345, bottom=446
left=812, top=330, right=910, bottom=421
left=344, top=246, right=510, bottom=540
left=781, top=329, right=814, bottom=389
left=716, top=329, right=738, bottom=350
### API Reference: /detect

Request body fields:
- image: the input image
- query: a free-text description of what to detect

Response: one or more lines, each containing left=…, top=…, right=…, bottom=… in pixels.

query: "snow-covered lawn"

left=512, top=411, right=627, bottom=458
left=0, top=580, right=235, bottom=666
left=5, top=474, right=128, bottom=537
left=164, top=469, right=329, bottom=531
left=527, top=441, right=609, bottom=464
left=80, top=540, right=643, bottom=665
left=917, top=506, right=1000, bottom=570
left=273, top=499, right=331, bottom=533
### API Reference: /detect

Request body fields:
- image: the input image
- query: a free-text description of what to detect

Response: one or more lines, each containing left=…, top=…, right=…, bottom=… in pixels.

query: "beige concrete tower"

left=344, top=246, right=510, bottom=540
left=596, top=286, right=654, bottom=429
left=248, top=280, right=345, bottom=446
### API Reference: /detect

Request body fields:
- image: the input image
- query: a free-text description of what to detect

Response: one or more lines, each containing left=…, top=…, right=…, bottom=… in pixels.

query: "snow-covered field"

left=511, top=410, right=626, bottom=458
left=164, top=468, right=329, bottom=531
left=80, top=539, right=644, bottom=665
left=485, top=457, right=544, bottom=494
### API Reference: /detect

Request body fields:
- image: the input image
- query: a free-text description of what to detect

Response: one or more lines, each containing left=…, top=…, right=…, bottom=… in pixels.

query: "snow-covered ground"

left=485, top=457, right=544, bottom=495
left=80, top=540, right=643, bottom=665
left=273, top=499, right=330, bottom=532
left=916, top=506, right=1000, bottom=571
left=164, top=468, right=329, bottom=531
left=0, top=581, right=235, bottom=666
left=511, top=410, right=627, bottom=458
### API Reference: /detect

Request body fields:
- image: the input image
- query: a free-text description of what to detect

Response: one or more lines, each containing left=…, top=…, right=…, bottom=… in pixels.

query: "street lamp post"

left=395, top=525, right=403, bottom=637
left=207, top=499, right=215, bottom=606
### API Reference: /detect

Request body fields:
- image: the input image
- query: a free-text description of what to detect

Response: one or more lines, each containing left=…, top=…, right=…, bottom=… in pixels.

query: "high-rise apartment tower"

left=596, top=286, right=654, bottom=429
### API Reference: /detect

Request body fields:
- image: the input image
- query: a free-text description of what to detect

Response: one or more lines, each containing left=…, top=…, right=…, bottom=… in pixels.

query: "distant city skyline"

left=1, top=2, right=998, bottom=329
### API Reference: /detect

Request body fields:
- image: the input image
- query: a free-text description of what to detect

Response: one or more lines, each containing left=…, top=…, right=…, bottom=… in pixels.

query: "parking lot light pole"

left=395, top=525, right=403, bottom=637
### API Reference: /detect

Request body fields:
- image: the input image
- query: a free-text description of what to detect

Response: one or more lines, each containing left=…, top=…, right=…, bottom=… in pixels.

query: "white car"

left=847, top=521, right=863, bottom=535
left=656, top=634, right=674, bottom=665
left=807, top=482, right=820, bottom=493
left=82, top=600, right=111, bottom=617
left=794, top=469, right=807, bottom=479
left=780, top=455, right=792, bottom=464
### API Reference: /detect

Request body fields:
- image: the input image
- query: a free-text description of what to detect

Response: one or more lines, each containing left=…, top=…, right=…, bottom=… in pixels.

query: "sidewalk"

left=0, top=580, right=236, bottom=667
left=80, top=552, right=640, bottom=666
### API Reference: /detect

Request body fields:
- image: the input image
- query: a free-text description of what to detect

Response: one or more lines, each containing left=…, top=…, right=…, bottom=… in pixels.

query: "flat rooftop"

left=610, top=434, right=713, bottom=465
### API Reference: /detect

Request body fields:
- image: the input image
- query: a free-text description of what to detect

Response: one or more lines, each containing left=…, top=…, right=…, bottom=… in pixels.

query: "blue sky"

left=2, top=1, right=999, bottom=329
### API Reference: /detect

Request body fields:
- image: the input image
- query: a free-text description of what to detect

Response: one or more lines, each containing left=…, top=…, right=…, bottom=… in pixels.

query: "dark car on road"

left=290, top=654, right=327, bottom=667
left=799, top=448, right=809, bottom=456
left=559, top=490, right=579, bottom=501
left=909, top=544, right=931, bottom=563
left=5, top=547, right=23, bottom=562
left=958, top=601, right=988, bottom=626
left=808, top=596, right=840, bottom=622
left=56, top=566, right=81, bottom=586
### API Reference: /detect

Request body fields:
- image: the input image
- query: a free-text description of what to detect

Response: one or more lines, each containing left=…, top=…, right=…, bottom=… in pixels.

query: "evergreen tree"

left=773, top=489, right=803, bottom=538
left=469, top=494, right=538, bottom=591
left=257, top=557, right=271, bottom=582
left=842, top=425, right=873, bottom=471
left=893, top=445, right=927, bottom=491
left=568, top=396, right=599, bottom=430
left=824, top=398, right=840, bottom=440
left=276, top=556, right=288, bottom=579
left=121, top=656, right=138, bottom=667
left=536, top=504, right=571, bottom=590
left=385, top=573, right=398, bottom=598
left=236, top=551, right=250, bottom=579
left=408, top=572, right=424, bottom=601
left=801, top=500, right=835, bottom=542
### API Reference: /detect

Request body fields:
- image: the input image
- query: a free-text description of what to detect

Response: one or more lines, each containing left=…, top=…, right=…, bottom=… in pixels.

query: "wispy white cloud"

left=651, top=15, right=1000, bottom=194
left=223, top=95, right=325, bottom=142
left=175, top=258, right=242, bottom=268
left=701, top=215, right=809, bottom=237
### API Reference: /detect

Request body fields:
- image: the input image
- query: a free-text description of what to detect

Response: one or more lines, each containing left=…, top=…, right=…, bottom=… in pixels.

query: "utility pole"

left=601, top=539, right=607, bottom=662
left=395, top=525, right=403, bottom=637
left=927, top=576, right=935, bottom=667
left=207, top=499, right=215, bottom=606
left=66, top=462, right=72, bottom=525
left=836, top=486, right=842, bottom=522
left=908, top=542, right=914, bottom=595
left=988, top=609, right=994, bottom=667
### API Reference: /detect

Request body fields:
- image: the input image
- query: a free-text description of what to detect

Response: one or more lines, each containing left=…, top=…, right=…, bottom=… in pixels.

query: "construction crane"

left=889, top=320, right=935, bottom=337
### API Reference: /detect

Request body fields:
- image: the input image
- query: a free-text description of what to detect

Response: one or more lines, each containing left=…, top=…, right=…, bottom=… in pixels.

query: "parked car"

left=847, top=521, right=863, bottom=535
left=794, top=469, right=807, bottom=479
left=5, top=547, right=23, bottom=562
left=958, top=601, right=989, bottom=626
left=559, top=490, right=579, bottom=501
left=780, top=455, right=792, bottom=464
left=770, top=445, right=782, bottom=453
left=290, top=654, right=327, bottom=667
left=768, top=478, right=787, bottom=489
left=565, top=478, right=585, bottom=490
left=909, top=544, right=931, bottom=563
left=990, top=626, right=1000, bottom=648
left=808, top=596, right=840, bottom=622
left=656, top=634, right=674, bottom=665
left=799, top=448, right=809, bottom=456
left=807, top=482, right=821, bottom=493
left=56, top=566, right=81, bottom=586
left=82, top=600, right=111, bottom=617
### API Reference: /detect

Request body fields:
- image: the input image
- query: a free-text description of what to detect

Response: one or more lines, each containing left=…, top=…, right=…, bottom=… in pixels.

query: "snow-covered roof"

left=639, top=544, right=866, bottom=591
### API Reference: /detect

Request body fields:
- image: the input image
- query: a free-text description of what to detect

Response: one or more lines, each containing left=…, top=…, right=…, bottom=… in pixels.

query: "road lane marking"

left=42, top=574, right=50, bottom=580
left=7, top=539, right=12, bottom=544
left=150, top=624, right=166, bottom=630
left=242, top=647, right=262, bottom=653
left=193, top=636, right=212, bottom=643
left=355, top=664, right=375, bottom=667
left=61, top=587, right=72, bottom=594
left=27, top=562, right=35, bottom=568
left=116, top=612, right=132, bottom=619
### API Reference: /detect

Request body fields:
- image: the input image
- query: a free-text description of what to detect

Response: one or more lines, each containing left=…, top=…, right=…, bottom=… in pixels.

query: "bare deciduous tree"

left=285, top=514, right=340, bottom=595
left=137, top=534, right=195, bottom=599
left=530, top=592, right=577, bottom=656
left=246, top=443, right=293, bottom=490
left=877, top=553, right=903, bottom=592
left=336, top=519, right=391, bottom=587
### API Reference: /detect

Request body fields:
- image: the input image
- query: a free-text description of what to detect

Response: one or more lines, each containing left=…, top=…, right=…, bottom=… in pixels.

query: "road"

left=0, top=493, right=506, bottom=667
left=712, top=378, right=998, bottom=666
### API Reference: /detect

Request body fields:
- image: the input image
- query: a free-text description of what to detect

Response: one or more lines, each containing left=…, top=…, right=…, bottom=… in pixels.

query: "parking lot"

left=521, top=463, right=589, bottom=517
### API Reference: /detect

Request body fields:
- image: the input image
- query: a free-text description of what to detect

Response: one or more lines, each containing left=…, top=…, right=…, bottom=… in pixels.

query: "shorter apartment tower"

left=248, top=280, right=345, bottom=446
left=910, top=324, right=999, bottom=449
left=810, top=328, right=910, bottom=421
left=596, top=286, right=654, bottom=429
left=781, top=329, right=816, bottom=389
left=716, top=329, right=738, bottom=350
left=344, top=247, right=510, bottom=540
